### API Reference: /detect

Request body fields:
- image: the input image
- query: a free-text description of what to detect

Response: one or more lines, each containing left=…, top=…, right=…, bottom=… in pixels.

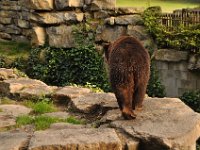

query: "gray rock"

left=43, top=112, right=70, bottom=119
left=29, top=128, right=122, bottom=150
left=0, top=131, right=29, bottom=150
left=31, top=12, right=84, bottom=25
left=90, top=0, right=116, bottom=11
left=55, top=0, right=84, bottom=10
left=127, top=25, right=149, bottom=41
left=46, top=25, right=75, bottom=48
left=0, top=104, right=32, bottom=117
left=154, top=49, right=189, bottom=62
left=0, top=32, right=11, bottom=40
left=53, top=86, right=92, bottom=103
left=0, top=78, right=47, bottom=97
left=70, top=93, right=118, bottom=113
left=31, top=26, right=46, bottom=46
left=115, top=7, right=144, bottom=15
left=115, top=15, right=143, bottom=25
left=100, top=109, right=122, bottom=123
left=95, top=25, right=126, bottom=43
left=49, top=122, right=86, bottom=130
left=29, top=0, right=53, bottom=10
left=0, top=17, right=12, bottom=24
left=17, top=85, right=57, bottom=99
left=110, top=98, right=200, bottom=150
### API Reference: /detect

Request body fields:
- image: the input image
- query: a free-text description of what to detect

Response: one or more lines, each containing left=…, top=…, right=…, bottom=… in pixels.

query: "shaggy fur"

left=105, top=36, right=150, bottom=119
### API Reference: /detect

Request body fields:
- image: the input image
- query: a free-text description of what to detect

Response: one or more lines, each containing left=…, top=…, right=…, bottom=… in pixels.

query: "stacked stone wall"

left=0, top=0, right=32, bottom=42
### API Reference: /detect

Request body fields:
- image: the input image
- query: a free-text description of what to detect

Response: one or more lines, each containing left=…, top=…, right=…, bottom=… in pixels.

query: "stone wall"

left=0, top=0, right=151, bottom=49
left=154, top=49, right=200, bottom=97
left=0, top=0, right=32, bottom=42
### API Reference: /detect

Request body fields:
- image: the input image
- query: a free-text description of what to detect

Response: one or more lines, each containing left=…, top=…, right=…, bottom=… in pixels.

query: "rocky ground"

left=0, top=68, right=200, bottom=150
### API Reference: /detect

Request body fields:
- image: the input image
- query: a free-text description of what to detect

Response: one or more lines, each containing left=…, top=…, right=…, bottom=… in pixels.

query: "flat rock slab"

left=53, top=86, right=92, bottom=103
left=70, top=93, right=118, bottom=113
left=29, top=128, right=122, bottom=150
left=49, top=123, right=86, bottom=130
left=0, top=78, right=47, bottom=97
left=0, top=131, right=29, bottom=150
left=111, top=98, right=200, bottom=150
left=17, top=85, right=57, bottom=99
left=0, top=104, right=32, bottom=117
left=42, top=112, right=70, bottom=119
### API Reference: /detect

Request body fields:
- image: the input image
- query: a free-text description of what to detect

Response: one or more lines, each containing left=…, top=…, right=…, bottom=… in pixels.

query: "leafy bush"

left=180, top=90, right=200, bottom=112
left=143, top=7, right=200, bottom=54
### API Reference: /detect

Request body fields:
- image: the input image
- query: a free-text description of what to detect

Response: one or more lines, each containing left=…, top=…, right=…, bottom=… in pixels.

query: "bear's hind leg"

left=115, top=86, right=136, bottom=120
left=133, top=85, right=147, bottom=111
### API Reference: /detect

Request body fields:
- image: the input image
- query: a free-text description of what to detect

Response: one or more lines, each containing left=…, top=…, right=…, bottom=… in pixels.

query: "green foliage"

left=65, top=116, right=85, bottom=125
left=23, top=99, right=57, bottom=114
left=26, top=24, right=110, bottom=92
left=180, top=90, right=200, bottom=112
left=16, top=115, right=85, bottom=130
left=143, top=7, right=200, bottom=54
left=34, top=116, right=61, bottom=130
left=147, top=62, right=166, bottom=98
left=16, top=115, right=33, bottom=127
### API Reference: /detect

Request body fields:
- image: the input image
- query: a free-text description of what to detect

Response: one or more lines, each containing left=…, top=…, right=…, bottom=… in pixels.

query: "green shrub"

left=180, top=90, right=200, bottom=112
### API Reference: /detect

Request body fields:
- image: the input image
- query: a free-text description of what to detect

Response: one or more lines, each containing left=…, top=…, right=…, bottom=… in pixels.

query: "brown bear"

left=104, top=36, right=150, bottom=120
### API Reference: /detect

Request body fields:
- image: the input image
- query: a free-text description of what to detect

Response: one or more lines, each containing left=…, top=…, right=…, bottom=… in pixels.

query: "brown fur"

left=105, top=36, right=150, bottom=119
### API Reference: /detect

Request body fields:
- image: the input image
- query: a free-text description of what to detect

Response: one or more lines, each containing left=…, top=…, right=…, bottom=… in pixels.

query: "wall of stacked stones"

left=0, top=0, right=199, bottom=97
left=0, top=0, right=32, bottom=42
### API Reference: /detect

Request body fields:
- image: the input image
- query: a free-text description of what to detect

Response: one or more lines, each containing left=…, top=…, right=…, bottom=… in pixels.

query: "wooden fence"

left=160, top=8, right=200, bottom=30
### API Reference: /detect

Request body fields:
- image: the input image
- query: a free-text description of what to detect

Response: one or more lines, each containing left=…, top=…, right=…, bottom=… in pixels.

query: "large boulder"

left=110, top=98, right=200, bottom=150
left=29, top=128, right=122, bottom=150
left=70, top=93, right=118, bottom=113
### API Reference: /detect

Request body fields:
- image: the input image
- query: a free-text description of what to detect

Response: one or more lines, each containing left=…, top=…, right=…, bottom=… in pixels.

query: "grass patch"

left=65, top=116, right=85, bottom=125
left=117, top=0, right=200, bottom=12
left=16, top=115, right=85, bottom=130
left=0, top=97, right=16, bottom=105
left=22, top=100, right=57, bottom=114
left=16, top=115, right=33, bottom=127
left=0, top=108, right=3, bottom=112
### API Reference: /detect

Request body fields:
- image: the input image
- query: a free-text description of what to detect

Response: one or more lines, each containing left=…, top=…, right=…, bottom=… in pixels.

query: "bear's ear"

left=103, top=43, right=111, bottom=61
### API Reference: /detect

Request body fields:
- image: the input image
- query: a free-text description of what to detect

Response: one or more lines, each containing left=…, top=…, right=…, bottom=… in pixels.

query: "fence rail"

left=160, top=8, right=200, bottom=30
